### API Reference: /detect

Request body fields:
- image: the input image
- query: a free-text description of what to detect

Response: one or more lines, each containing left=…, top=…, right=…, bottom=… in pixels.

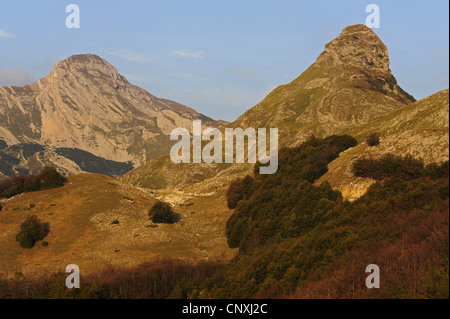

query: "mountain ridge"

left=0, top=54, right=223, bottom=178
left=232, top=24, right=415, bottom=147
left=123, top=24, right=421, bottom=192
left=0, top=24, right=448, bottom=286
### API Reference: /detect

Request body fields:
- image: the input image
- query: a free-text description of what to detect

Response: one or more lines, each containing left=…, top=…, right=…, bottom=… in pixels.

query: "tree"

left=366, top=133, right=380, bottom=146
left=16, top=215, right=50, bottom=249
left=149, top=201, right=179, bottom=224
left=0, top=167, right=66, bottom=199
left=38, top=167, right=67, bottom=189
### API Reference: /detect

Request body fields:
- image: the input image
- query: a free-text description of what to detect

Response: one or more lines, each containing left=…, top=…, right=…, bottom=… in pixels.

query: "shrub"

left=149, top=201, right=179, bottom=224
left=352, top=154, right=430, bottom=180
left=42, top=241, right=49, bottom=247
left=0, top=167, right=66, bottom=199
left=111, top=220, right=120, bottom=225
left=366, top=133, right=380, bottom=146
left=38, top=167, right=67, bottom=190
left=16, top=215, right=50, bottom=249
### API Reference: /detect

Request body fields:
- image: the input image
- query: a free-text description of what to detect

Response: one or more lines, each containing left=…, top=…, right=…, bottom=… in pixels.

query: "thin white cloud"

left=107, top=50, right=156, bottom=63
left=231, top=68, right=258, bottom=81
left=0, top=68, right=35, bottom=86
left=170, top=50, right=204, bottom=59
left=170, top=72, right=204, bottom=81
left=0, top=29, right=15, bottom=38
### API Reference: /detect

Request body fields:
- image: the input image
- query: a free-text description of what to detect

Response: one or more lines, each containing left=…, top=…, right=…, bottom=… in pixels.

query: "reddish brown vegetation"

left=0, top=258, right=224, bottom=299
left=0, top=166, right=66, bottom=199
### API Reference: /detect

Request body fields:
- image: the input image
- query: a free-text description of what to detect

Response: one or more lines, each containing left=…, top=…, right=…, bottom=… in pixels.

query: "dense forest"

left=0, top=136, right=448, bottom=299
left=211, top=152, right=448, bottom=298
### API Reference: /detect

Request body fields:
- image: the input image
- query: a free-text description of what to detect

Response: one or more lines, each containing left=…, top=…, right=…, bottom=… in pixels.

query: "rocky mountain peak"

left=47, top=54, right=128, bottom=88
left=231, top=25, right=415, bottom=149
left=0, top=54, right=222, bottom=178
left=317, top=24, right=390, bottom=72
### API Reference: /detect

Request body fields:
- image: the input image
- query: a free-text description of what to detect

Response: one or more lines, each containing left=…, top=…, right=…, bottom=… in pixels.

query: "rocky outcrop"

left=232, top=24, right=415, bottom=148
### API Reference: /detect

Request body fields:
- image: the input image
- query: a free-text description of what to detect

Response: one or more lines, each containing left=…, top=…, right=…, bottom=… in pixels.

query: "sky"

left=0, top=0, right=448, bottom=121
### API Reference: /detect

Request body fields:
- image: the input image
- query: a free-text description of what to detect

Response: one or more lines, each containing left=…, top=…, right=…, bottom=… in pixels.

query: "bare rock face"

left=0, top=54, right=222, bottom=177
left=233, top=24, right=415, bottom=148
left=316, top=24, right=390, bottom=72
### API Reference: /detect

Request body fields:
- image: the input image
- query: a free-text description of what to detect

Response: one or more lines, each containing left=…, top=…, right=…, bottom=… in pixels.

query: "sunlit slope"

left=317, top=89, right=449, bottom=200
left=123, top=24, right=415, bottom=192
left=232, top=24, right=414, bottom=147
left=0, top=173, right=235, bottom=277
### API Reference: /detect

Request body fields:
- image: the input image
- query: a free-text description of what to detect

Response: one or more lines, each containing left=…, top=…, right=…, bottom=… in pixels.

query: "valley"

left=0, top=23, right=448, bottom=299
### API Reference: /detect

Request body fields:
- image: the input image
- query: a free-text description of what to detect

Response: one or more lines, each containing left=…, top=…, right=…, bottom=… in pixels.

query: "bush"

left=351, top=154, right=440, bottom=181
left=38, top=167, right=67, bottom=190
left=149, top=201, right=179, bottom=224
left=0, top=167, right=66, bottom=199
left=16, top=215, right=50, bottom=249
left=366, top=133, right=380, bottom=146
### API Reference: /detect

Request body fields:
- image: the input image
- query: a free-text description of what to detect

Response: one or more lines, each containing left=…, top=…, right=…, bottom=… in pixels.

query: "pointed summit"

left=232, top=24, right=415, bottom=147
left=317, top=24, right=390, bottom=72
left=46, top=54, right=128, bottom=89
left=0, top=54, right=222, bottom=177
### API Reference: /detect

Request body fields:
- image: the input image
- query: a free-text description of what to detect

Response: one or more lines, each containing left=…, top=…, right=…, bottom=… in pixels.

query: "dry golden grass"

left=0, top=173, right=236, bottom=278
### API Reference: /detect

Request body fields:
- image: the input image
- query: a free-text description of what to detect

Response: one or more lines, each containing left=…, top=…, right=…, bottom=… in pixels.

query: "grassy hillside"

left=3, top=138, right=447, bottom=299
left=317, top=89, right=449, bottom=201
left=0, top=173, right=235, bottom=278
left=122, top=25, right=417, bottom=193
left=231, top=25, right=415, bottom=148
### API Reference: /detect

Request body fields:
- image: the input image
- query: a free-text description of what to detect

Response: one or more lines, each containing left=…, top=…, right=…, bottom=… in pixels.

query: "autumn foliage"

left=0, top=259, right=223, bottom=299
left=0, top=166, right=66, bottom=199
left=1, top=140, right=448, bottom=299
left=219, top=141, right=449, bottom=299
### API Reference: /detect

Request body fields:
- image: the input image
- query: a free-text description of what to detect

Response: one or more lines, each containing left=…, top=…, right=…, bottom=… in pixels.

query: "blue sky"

left=0, top=0, right=448, bottom=121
